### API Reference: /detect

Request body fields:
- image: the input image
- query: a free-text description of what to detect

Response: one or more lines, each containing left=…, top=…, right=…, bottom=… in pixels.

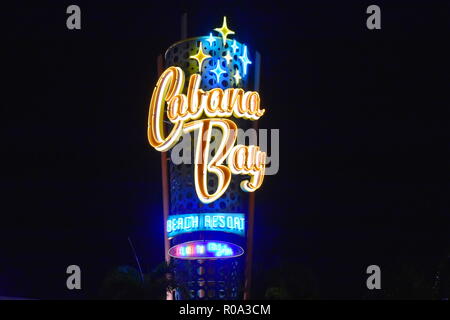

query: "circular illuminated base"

left=168, top=240, right=244, bottom=260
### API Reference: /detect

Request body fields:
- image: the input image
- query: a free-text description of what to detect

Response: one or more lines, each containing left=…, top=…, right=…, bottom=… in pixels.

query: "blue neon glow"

left=206, top=33, right=216, bottom=46
left=207, top=242, right=233, bottom=257
left=210, top=59, right=226, bottom=82
left=230, top=39, right=239, bottom=54
left=168, top=240, right=244, bottom=260
left=238, top=45, right=252, bottom=76
left=224, top=51, right=233, bottom=65
left=166, top=213, right=245, bottom=238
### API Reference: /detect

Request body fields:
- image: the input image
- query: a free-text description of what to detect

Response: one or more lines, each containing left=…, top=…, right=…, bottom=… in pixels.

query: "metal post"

left=181, top=13, right=188, bottom=40
left=244, top=51, right=261, bottom=300
left=156, top=54, right=171, bottom=264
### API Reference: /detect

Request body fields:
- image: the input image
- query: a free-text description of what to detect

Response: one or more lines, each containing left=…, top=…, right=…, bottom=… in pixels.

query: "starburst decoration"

left=224, top=51, right=233, bottom=65
left=214, top=16, right=235, bottom=46
left=206, top=33, right=215, bottom=46
left=238, top=45, right=252, bottom=76
left=233, top=69, right=242, bottom=84
left=210, top=59, right=226, bottom=82
left=230, top=40, right=239, bottom=54
left=190, top=42, right=211, bottom=70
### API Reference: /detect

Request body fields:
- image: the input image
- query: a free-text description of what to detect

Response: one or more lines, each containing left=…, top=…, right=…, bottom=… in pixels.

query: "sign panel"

left=168, top=240, right=244, bottom=260
left=167, top=213, right=245, bottom=238
left=147, top=16, right=269, bottom=204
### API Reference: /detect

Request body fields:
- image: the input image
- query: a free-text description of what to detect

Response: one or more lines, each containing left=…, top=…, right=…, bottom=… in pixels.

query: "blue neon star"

left=230, top=39, right=239, bottom=53
left=210, top=59, right=226, bottom=83
left=206, top=33, right=215, bottom=47
left=238, top=45, right=252, bottom=76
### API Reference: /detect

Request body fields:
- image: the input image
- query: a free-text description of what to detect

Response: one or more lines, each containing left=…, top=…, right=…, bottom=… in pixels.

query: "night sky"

left=2, top=0, right=448, bottom=299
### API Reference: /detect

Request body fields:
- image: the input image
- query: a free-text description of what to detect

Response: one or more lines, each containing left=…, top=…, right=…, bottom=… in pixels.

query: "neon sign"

left=167, top=213, right=245, bottom=238
left=214, top=17, right=235, bottom=45
left=168, top=240, right=244, bottom=260
left=147, top=17, right=268, bottom=204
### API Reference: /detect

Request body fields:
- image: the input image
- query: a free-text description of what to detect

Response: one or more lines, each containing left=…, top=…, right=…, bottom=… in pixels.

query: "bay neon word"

left=148, top=66, right=267, bottom=203
left=166, top=213, right=245, bottom=238
left=168, top=240, right=244, bottom=260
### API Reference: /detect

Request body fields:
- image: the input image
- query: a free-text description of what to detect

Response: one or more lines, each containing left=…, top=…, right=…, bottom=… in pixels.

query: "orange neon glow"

left=147, top=66, right=267, bottom=203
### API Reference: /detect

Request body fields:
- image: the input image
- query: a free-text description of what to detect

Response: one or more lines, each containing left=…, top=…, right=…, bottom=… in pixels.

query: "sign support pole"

left=244, top=51, right=261, bottom=300
left=156, top=54, right=171, bottom=265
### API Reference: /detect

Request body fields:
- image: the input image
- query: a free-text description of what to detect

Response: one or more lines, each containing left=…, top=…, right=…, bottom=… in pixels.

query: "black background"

left=1, top=0, right=449, bottom=299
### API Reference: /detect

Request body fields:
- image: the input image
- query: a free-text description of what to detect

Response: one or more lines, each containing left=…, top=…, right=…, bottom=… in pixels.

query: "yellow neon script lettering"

left=147, top=66, right=267, bottom=203
left=184, top=119, right=237, bottom=203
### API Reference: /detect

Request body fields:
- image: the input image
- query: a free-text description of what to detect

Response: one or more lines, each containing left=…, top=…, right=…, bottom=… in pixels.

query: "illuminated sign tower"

left=148, top=17, right=265, bottom=300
